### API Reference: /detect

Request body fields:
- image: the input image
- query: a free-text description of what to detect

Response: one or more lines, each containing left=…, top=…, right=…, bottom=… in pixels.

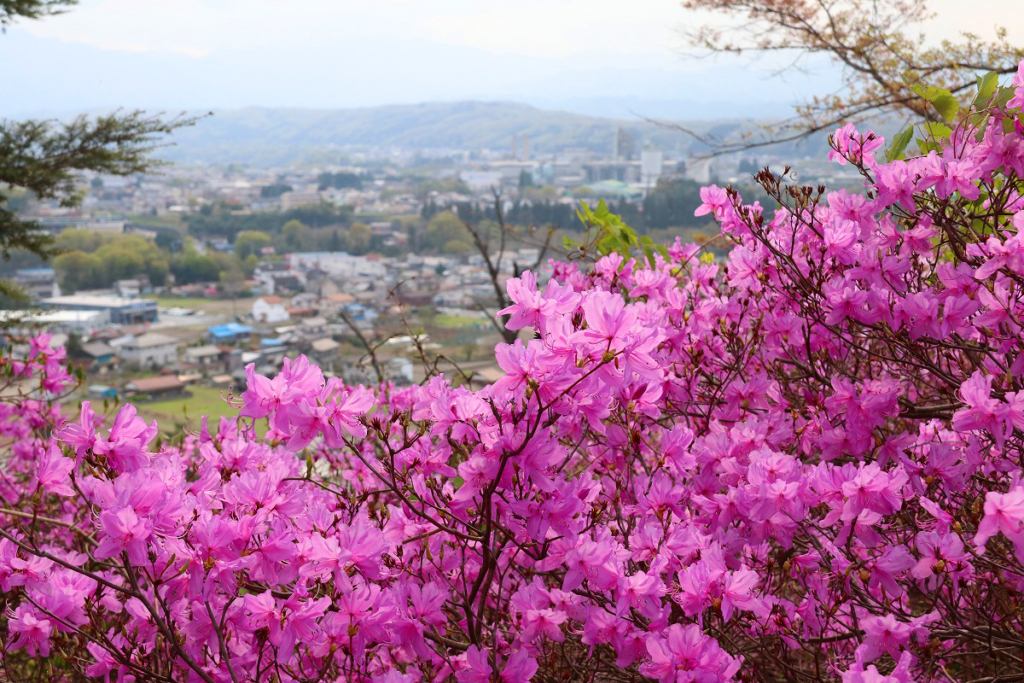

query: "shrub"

left=2, top=63, right=1024, bottom=682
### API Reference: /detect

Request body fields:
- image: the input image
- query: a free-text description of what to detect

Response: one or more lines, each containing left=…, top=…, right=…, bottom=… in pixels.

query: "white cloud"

left=3, top=0, right=1018, bottom=115
left=18, top=0, right=688, bottom=57
left=417, top=0, right=685, bottom=57
left=17, top=0, right=1019, bottom=58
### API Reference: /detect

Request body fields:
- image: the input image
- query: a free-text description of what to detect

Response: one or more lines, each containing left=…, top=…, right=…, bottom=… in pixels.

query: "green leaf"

left=911, top=84, right=948, bottom=102
left=994, top=86, right=1017, bottom=109
left=931, top=93, right=960, bottom=122
left=968, top=111, right=991, bottom=140
left=974, top=71, right=999, bottom=106
left=910, top=83, right=959, bottom=121
left=885, top=126, right=915, bottom=161
left=923, top=122, right=952, bottom=141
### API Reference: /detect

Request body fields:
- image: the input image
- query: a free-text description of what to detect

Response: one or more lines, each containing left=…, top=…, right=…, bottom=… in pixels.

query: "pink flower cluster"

left=2, top=62, right=1024, bottom=682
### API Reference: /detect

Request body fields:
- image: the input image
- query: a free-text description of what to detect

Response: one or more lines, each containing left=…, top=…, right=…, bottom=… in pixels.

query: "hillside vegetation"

left=158, top=101, right=829, bottom=165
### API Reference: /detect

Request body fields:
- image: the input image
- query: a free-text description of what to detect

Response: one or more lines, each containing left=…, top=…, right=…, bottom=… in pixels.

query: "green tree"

left=234, top=230, right=272, bottom=260
left=55, top=228, right=107, bottom=253
left=0, top=1, right=197, bottom=301
left=66, top=330, right=83, bottom=357
left=52, top=250, right=102, bottom=293
left=53, top=232, right=170, bottom=288
left=170, top=241, right=221, bottom=285
left=423, top=211, right=469, bottom=252
left=443, top=239, right=473, bottom=255
left=414, top=178, right=471, bottom=199
left=94, top=242, right=144, bottom=280
left=154, top=229, right=181, bottom=252
left=642, top=179, right=706, bottom=229
left=242, top=253, right=259, bottom=276
left=329, top=229, right=344, bottom=252
left=260, top=183, right=292, bottom=199
left=1, top=1, right=74, bottom=24
left=348, top=222, right=371, bottom=255
left=518, top=169, right=535, bottom=190
left=218, top=267, right=247, bottom=297
left=281, top=219, right=310, bottom=251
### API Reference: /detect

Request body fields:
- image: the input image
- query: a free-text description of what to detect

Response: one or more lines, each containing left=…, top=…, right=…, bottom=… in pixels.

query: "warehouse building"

left=40, top=294, right=158, bottom=325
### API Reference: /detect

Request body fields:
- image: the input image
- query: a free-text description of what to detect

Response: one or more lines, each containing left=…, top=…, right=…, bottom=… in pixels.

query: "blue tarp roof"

left=208, top=323, right=253, bottom=338
left=260, top=337, right=285, bottom=347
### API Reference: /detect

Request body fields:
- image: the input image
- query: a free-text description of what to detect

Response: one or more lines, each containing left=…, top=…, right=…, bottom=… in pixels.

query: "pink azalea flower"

left=974, top=487, right=1024, bottom=549
left=7, top=605, right=53, bottom=657
left=500, top=649, right=539, bottom=683
left=95, top=507, right=153, bottom=564
left=34, top=443, right=75, bottom=496
left=456, top=645, right=493, bottom=683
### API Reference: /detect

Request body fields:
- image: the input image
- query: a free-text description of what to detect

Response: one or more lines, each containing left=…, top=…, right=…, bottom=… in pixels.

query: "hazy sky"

left=2, top=0, right=1021, bottom=119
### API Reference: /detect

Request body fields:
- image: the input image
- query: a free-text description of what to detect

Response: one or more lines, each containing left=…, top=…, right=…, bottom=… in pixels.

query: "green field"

left=145, top=296, right=216, bottom=308
left=433, top=314, right=486, bottom=329
left=145, top=295, right=259, bottom=316
left=136, top=385, right=275, bottom=438
left=137, top=385, right=241, bottom=426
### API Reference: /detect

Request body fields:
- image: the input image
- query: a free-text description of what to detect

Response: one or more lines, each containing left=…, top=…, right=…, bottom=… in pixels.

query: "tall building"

left=641, top=145, right=664, bottom=186
left=685, top=157, right=712, bottom=184
left=612, top=127, right=635, bottom=161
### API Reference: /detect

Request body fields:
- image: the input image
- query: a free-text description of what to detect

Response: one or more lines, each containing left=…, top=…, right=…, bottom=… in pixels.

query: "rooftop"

left=42, top=294, right=155, bottom=309
left=209, top=323, right=253, bottom=338
left=310, top=338, right=340, bottom=353
left=0, top=310, right=105, bottom=324
left=81, top=342, right=115, bottom=357
left=124, top=332, right=178, bottom=349
left=300, top=316, right=328, bottom=328
left=125, top=376, right=183, bottom=393
left=185, top=344, right=222, bottom=357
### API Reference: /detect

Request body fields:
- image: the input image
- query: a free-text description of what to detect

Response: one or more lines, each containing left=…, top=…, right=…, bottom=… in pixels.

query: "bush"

left=1, top=64, right=1024, bottom=682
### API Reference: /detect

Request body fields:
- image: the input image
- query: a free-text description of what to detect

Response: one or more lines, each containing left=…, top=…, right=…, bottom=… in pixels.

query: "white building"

left=252, top=296, right=289, bottom=323
left=280, top=191, right=323, bottom=211
left=0, top=310, right=106, bottom=336
left=114, top=279, right=142, bottom=298
left=118, top=332, right=179, bottom=368
left=288, top=252, right=387, bottom=280
left=13, top=268, right=60, bottom=301
left=184, top=344, right=222, bottom=366
left=299, top=316, right=328, bottom=336
left=685, top=157, right=712, bottom=184
left=641, top=146, right=663, bottom=186
left=460, top=170, right=504, bottom=192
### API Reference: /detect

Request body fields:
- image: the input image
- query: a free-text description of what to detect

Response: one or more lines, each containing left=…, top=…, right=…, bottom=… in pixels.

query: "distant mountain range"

left=157, top=101, right=826, bottom=167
